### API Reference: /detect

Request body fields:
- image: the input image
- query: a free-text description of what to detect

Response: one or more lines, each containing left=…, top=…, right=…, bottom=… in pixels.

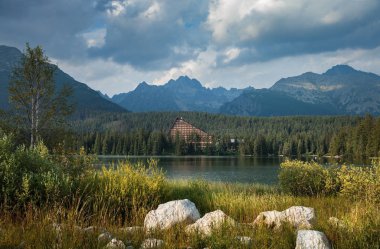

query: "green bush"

left=279, top=159, right=380, bottom=202
left=278, top=160, right=330, bottom=196
left=0, top=133, right=68, bottom=207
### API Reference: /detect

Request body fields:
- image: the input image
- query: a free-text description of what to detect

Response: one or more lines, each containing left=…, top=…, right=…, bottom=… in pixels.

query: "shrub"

left=0, top=133, right=69, bottom=207
left=338, top=160, right=380, bottom=202
left=278, top=160, right=329, bottom=196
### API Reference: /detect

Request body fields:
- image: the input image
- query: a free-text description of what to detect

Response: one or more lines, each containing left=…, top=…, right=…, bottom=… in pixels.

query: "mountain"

left=271, top=65, right=380, bottom=114
left=0, top=45, right=126, bottom=114
left=219, top=89, right=338, bottom=116
left=221, top=65, right=380, bottom=116
left=112, top=76, right=249, bottom=112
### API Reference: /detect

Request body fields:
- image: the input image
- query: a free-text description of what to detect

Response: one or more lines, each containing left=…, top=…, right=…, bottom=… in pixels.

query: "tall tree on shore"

left=8, top=43, right=73, bottom=147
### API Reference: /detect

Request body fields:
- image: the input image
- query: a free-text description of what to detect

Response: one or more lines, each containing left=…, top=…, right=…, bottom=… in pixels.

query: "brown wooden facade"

left=169, top=117, right=212, bottom=147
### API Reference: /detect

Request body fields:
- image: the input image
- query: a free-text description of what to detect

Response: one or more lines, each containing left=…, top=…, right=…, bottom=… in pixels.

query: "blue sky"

left=1, top=0, right=380, bottom=95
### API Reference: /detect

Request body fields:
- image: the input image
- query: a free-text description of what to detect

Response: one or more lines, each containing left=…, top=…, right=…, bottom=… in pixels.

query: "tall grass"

left=0, top=131, right=379, bottom=248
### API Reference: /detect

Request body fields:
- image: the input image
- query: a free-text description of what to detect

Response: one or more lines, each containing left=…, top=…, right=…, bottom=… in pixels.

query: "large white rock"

left=140, top=238, right=164, bottom=249
left=253, top=210, right=284, bottom=229
left=144, top=199, right=200, bottom=230
left=283, top=206, right=315, bottom=229
left=185, top=210, right=236, bottom=236
left=296, top=230, right=331, bottom=249
left=253, top=206, right=315, bottom=229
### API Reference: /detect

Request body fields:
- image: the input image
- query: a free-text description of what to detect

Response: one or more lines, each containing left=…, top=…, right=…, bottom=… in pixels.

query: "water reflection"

left=98, top=156, right=284, bottom=184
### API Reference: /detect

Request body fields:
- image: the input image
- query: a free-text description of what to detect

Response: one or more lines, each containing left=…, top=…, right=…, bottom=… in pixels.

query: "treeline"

left=70, top=112, right=379, bottom=161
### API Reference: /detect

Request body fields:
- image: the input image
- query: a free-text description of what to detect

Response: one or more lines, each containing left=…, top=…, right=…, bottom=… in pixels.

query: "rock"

left=283, top=206, right=315, bottom=229
left=328, top=217, right=345, bottom=228
left=185, top=210, right=236, bottom=237
left=106, top=238, right=126, bottom=249
left=144, top=199, right=200, bottom=230
left=253, top=210, right=284, bottom=229
left=140, top=238, right=164, bottom=249
left=235, top=236, right=252, bottom=246
left=119, top=226, right=144, bottom=235
left=296, top=230, right=331, bottom=249
left=253, top=206, right=315, bottom=230
left=98, top=232, right=113, bottom=243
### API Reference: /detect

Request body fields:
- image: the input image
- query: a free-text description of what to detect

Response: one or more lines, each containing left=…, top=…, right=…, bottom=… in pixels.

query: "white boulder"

left=185, top=210, right=236, bottom=236
left=98, top=232, right=112, bottom=243
left=283, top=206, right=315, bottom=229
left=144, top=199, right=200, bottom=230
left=295, top=230, right=331, bottom=249
left=235, top=236, right=252, bottom=246
left=253, top=206, right=315, bottom=229
left=253, top=210, right=284, bottom=229
left=140, top=238, right=164, bottom=249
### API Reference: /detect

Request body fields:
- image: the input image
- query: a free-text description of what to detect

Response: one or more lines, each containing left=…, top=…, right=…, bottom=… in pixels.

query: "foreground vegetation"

left=0, top=132, right=379, bottom=248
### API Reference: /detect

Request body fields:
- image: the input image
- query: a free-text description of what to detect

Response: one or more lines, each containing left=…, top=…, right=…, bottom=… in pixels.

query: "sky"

left=1, top=0, right=380, bottom=96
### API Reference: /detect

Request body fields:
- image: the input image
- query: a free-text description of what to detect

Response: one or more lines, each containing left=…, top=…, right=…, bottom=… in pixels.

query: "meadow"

left=0, top=132, right=379, bottom=249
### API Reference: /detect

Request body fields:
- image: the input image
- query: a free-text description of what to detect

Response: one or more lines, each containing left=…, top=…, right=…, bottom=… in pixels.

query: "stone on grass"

left=140, top=238, right=164, bottom=249
left=235, top=236, right=252, bottom=246
left=98, top=232, right=113, bottom=243
left=296, top=230, right=331, bottom=249
left=253, top=206, right=315, bottom=230
left=144, top=199, right=200, bottom=230
left=119, top=226, right=144, bottom=235
left=328, top=217, right=345, bottom=229
left=283, top=206, right=315, bottom=229
left=185, top=210, right=236, bottom=237
left=106, top=238, right=126, bottom=249
left=253, top=211, right=284, bottom=229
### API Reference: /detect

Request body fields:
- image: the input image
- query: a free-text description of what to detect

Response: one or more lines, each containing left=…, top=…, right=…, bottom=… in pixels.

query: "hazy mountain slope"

left=271, top=65, right=380, bottom=114
left=219, top=89, right=339, bottom=116
left=0, top=45, right=126, bottom=114
left=112, top=76, right=246, bottom=112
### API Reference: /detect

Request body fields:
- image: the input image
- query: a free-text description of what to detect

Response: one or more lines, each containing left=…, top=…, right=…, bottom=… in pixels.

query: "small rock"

left=185, top=210, right=236, bottom=237
left=98, top=232, right=113, bottom=243
left=144, top=199, right=200, bottom=230
left=235, top=236, right=252, bottom=246
left=283, top=206, right=315, bottom=229
left=83, top=226, right=97, bottom=233
left=328, top=217, right=345, bottom=228
left=253, top=210, right=284, bottom=229
left=296, top=230, right=331, bottom=249
left=140, top=238, right=164, bottom=249
left=106, top=238, right=126, bottom=249
left=119, top=226, right=144, bottom=235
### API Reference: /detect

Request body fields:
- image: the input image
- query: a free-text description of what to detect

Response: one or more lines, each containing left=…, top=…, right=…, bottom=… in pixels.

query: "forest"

left=63, top=112, right=378, bottom=162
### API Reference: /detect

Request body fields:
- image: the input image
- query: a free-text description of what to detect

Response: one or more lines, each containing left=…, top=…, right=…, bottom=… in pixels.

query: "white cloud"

left=81, top=28, right=106, bottom=48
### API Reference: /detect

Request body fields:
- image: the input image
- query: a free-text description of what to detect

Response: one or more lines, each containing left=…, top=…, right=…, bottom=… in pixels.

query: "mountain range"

left=0, top=45, right=125, bottom=114
left=1, top=45, right=380, bottom=116
left=111, top=76, right=250, bottom=113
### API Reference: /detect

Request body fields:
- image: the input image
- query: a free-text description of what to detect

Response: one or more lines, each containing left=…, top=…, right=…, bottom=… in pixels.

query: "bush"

left=278, top=160, right=330, bottom=196
left=338, top=160, right=380, bottom=202
left=279, top=159, right=380, bottom=202
left=0, top=133, right=69, bottom=207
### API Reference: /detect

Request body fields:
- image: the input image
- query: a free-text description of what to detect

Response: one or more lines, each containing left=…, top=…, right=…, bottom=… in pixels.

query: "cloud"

left=207, top=0, right=380, bottom=63
left=89, top=0, right=210, bottom=69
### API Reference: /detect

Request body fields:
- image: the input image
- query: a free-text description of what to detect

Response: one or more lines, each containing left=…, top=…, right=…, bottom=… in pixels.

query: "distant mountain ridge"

left=0, top=45, right=126, bottom=114
left=112, top=76, right=250, bottom=112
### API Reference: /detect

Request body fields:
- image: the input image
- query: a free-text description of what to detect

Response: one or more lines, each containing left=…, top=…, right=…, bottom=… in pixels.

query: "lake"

left=98, top=156, right=285, bottom=184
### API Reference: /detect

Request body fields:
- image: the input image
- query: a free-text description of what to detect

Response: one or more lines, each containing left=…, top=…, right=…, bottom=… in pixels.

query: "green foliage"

left=279, top=160, right=329, bottom=196
left=279, top=160, right=380, bottom=202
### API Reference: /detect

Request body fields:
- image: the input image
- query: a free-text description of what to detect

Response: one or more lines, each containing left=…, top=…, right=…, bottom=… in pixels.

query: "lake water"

left=98, top=156, right=285, bottom=184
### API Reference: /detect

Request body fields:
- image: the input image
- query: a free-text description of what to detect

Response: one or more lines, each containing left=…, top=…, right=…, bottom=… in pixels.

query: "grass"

left=0, top=179, right=379, bottom=249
